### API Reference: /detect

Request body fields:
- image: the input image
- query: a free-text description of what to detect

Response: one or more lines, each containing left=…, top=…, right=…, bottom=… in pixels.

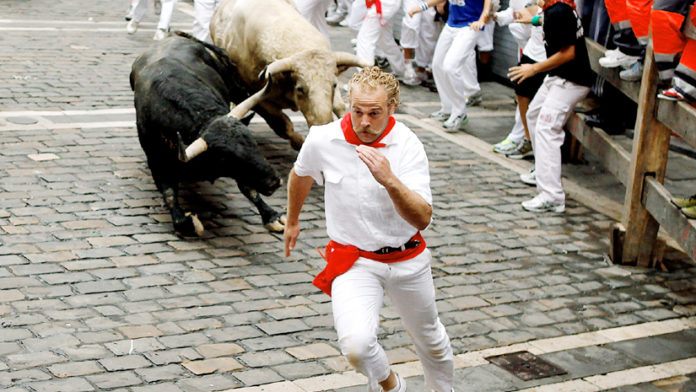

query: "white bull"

left=210, top=0, right=370, bottom=150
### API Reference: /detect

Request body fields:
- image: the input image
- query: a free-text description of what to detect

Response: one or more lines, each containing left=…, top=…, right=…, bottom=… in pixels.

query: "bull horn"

left=258, top=57, right=295, bottom=81
left=180, top=137, right=208, bottom=162
left=333, top=51, right=372, bottom=69
left=228, top=73, right=273, bottom=120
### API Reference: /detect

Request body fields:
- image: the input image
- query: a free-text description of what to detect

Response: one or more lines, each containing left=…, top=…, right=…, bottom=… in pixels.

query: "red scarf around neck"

left=341, top=113, right=395, bottom=148
left=542, top=0, right=576, bottom=11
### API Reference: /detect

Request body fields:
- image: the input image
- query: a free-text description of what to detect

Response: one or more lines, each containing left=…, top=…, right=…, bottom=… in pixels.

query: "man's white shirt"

left=293, top=119, right=432, bottom=252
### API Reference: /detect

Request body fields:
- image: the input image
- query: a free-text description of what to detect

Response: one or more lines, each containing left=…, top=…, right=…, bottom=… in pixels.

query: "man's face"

left=349, top=85, right=396, bottom=144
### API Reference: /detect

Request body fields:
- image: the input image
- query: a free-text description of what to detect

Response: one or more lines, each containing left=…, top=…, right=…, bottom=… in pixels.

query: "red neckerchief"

left=313, top=232, right=426, bottom=296
left=365, top=0, right=385, bottom=26
left=340, top=113, right=395, bottom=148
left=542, top=0, right=576, bottom=11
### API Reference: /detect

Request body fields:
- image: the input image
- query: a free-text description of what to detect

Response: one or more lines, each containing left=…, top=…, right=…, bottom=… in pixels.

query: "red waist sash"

left=313, top=232, right=426, bottom=296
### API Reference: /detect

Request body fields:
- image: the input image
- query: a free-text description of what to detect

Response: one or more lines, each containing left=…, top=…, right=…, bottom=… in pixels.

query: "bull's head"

left=179, top=77, right=271, bottom=163
left=259, top=49, right=370, bottom=127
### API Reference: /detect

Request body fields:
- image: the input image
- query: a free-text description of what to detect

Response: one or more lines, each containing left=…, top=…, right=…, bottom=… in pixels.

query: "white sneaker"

left=619, top=61, right=643, bottom=81
left=520, top=168, right=536, bottom=185
left=522, top=195, right=565, bottom=213
left=603, top=48, right=622, bottom=59
left=465, top=92, right=482, bottom=106
left=598, top=51, right=639, bottom=68
left=443, top=113, right=468, bottom=130
left=326, top=11, right=346, bottom=25
left=492, top=137, right=521, bottom=154
left=402, top=63, right=421, bottom=86
left=429, top=109, right=450, bottom=121
left=153, top=29, right=168, bottom=41
left=381, top=373, right=407, bottom=392
left=126, top=20, right=139, bottom=34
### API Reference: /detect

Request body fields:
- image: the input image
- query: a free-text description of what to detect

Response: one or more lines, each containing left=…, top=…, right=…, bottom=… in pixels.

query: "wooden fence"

left=565, top=36, right=696, bottom=267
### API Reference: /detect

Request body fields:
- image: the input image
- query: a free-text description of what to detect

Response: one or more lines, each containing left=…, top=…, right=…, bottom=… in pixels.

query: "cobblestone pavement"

left=2, top=1, right=696, bottom=391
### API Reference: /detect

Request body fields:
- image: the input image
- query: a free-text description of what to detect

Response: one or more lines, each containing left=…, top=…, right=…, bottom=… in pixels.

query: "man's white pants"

left=432, top=24, right=482, bottom=117
left=132, top=0, right=178, bottom=30
left=294, top=0, right=332, bottom=42
left=332, top=249, right=454, bottom=392
left=401, top=2, right=441, bottom=68
left=526, top=75, right=590, bottom=204
left=193, top=0, right=221, bottom=42
left=354, top=0, right=406, bottom=76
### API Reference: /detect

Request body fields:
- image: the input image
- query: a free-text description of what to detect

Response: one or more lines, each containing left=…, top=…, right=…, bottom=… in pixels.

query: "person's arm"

left=283, top=168, right=314, bottom=257
left=507, top=44, right=575, bottom=83
left=355, top=145, right=432, bottom=230
left=512, top=5, right=539, bottom=23
left=408, top=0, right=447, bottom=18
left=470, top=0, right=492, bottom=30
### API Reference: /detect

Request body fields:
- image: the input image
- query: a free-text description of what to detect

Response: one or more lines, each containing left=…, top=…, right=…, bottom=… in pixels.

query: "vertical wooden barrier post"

left=618, top=37, right=672, bottom=266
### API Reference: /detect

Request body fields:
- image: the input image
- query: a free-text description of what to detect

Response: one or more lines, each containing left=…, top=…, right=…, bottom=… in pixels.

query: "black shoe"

left=585, top=113, right=625, bottom=135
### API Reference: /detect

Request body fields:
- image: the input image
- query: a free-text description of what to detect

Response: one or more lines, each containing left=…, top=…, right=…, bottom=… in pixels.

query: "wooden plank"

left=620, top=40, right=672, bottom=267
left=656, top=100, right=696, bottom=148
left=643, top=177, right=696, bottom=263
left=566, top=113, right=631, bottom=186
left=585, top=38, right=641, bottom=103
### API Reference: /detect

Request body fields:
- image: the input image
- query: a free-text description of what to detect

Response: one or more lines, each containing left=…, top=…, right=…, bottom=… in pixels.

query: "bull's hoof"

left=289, top=133, right=305, bottom=151
left=265, top=214, right=286, bottom=232
left=176, top=212, right=205, bottom=237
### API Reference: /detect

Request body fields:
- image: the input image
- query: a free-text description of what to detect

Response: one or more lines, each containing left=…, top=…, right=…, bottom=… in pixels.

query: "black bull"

left=130, top=32, right=285, bottom=236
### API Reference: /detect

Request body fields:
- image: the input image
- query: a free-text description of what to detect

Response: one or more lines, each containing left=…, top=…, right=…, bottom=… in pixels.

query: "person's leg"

left=440, top=26, right=480, bottom=117
left=525, top=76, right=550, bottom=175
left=518, top=95, right=532, bottom=140
left=132, top=0, right=148, bottom=22
left=674, top=38, right=696, bottom=101
left=156, top=0, right=177, bottom=31
left=374, top=0, right=405, bottom=76
left=651, top=0, right=688, bottom=82
left=531, top=77, right=590, bottom=204
left=431, top=25, right=457, bottom=114
left=356, top=5, right=381, bottom=66
left=332, top=259, right=390, bottom=391
left=296, top=0, right=332, bottom=42
left=387, top=250, right=454, bottom=392
left=193, top=0, right=218, bottom=42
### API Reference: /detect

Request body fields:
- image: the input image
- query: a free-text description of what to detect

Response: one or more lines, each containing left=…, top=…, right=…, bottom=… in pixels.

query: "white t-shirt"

left=293, top=118, right=432, bottom=252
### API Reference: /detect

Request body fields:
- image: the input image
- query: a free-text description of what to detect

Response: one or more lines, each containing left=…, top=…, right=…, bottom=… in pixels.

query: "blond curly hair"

left=348, top=66, right=401, bottom=107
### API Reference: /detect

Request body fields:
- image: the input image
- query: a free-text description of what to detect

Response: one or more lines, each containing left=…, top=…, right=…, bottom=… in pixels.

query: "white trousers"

left=526, top=75, right=590, bottom=203
left=476, top=20, right=495, bottom=51
left=294, top=0, right=332, bottom=43
left=332, top=249, right=454, bottom=392
left=401, top=1, right=441, bottom=68
left=193, top=0, right=221, bottom=43
left=354, top=0, right=406, bottom=76
left=132, top=0, right=178, bottom=30
left=432, top=24, right=482, bottom=116
left=506, top=105, right=526, bottom=144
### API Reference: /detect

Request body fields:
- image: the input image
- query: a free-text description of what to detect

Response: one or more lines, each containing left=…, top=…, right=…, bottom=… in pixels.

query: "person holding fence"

left=508, top=0, right=593, bottom=212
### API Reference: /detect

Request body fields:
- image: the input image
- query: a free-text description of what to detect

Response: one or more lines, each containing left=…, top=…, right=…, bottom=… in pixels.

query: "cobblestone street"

left=2, top=1, right=696, bottom=391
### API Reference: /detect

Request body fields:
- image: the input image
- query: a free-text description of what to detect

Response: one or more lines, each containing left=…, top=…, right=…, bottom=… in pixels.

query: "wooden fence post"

left=618, top=38, right=673, bottom=266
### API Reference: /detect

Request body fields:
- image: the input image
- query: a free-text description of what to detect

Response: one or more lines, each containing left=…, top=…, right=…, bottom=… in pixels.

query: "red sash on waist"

left=313, top=232, right=426, bottom=296
left=365, top=0, right=385, bottom=26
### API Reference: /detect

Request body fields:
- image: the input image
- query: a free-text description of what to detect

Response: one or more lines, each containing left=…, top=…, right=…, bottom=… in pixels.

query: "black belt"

left=373, top=240, right=421, bottom=255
